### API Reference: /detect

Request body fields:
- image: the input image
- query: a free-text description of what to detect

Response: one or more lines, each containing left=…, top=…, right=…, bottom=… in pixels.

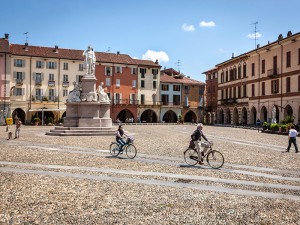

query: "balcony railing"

left=220, top=98, right=237, bottom=105
left=62, top=81, right=69, bottom=87
left=48, top=81, right=55, bottom=87
left=113, top=99, right=139, bottom=105
left=33, top=95, right=58, bottom=102
left=35, top=79, right=42, bottom=85
left=267, top=68, right=279, bottom=78
left=16, top=79, right=23, bottom=85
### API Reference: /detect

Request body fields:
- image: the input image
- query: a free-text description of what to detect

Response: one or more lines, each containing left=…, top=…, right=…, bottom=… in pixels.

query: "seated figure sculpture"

left=97, top=82, right=110, bottom=102
left=66, top=82, right=81, bottom=102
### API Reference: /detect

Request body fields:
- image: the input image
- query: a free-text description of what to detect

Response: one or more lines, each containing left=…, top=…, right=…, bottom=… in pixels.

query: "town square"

left=0, top=124, right=299, bottom=224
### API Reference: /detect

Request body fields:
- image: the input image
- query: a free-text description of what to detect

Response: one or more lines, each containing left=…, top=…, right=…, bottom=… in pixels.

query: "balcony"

left=62, top=81, right=69, bottom=87
left=16, top=78, right=23, bottom=85
left=35, top=79, right=42, bottom=85
left=113, top=99, right=139, bottom=105
left=267, top=68, right=280, bottom=78
left=220, top=98, right=237, bottom=105
left=48, top=81, right=55, bottom=87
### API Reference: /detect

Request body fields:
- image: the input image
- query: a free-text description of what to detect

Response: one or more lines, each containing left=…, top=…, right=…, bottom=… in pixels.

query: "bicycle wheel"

left=206, top=150, right=224, bottom=169
left=110, top=142, right=120, bottom=157
left=184, top=148, right=198, bottom=166
left=126, top=144, right=137, bottom=159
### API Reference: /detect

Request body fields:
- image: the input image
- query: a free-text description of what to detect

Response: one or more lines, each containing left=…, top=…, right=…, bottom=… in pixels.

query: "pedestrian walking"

left=14, top=118, right=22, bottom=139
left=284, top=125, right=298, bottom=153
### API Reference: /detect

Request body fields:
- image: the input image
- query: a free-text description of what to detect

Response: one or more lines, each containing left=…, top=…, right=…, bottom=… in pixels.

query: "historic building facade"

left=203, top=31, right=300, bottom=125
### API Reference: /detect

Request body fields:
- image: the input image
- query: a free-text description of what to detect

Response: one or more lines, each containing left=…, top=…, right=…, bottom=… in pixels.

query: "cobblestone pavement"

left=0, top=124, right=299, bottom=224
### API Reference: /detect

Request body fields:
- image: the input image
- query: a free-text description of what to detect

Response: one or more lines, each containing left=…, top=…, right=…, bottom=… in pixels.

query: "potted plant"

left=262, top=122, right=268, bottom=130
left=270, top=123, right=279, bottom=132
left=33, top=117, right=40, bottom=125
left=178, top=114, right=183, bottom=124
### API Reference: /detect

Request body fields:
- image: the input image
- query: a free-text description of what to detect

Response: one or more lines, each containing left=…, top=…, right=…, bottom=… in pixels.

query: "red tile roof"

left=9, top=44, right=160, bottom=66
left=160, top=73, right=204, bottom=85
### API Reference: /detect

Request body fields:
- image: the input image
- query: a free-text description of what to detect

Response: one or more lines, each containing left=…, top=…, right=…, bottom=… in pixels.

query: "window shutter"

left=32, top=72, right=36, bottom=80
left=46, top=62, right=49, bottom=69
left=13, top=72, right=17, bottom=79
left=120, top=93, right=122, bottom=104
left=54, top=62, right=57, bottom=69
left=22, top=72, right=25, bottom=80
left=14, top=59, right=17, bottom=67
left=41, top=73, right=44, bottom=81
left=41, top=61, right=44, bottom=68
left=13, top=88, right=17, bottom=96
left=22, top=88, right=25, bottom=96
left=114, top=93, right=116, bottom=104
left=22, top=60, right=25, bottom=67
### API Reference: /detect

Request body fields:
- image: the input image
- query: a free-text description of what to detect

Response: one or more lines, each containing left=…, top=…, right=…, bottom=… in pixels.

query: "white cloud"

left=199, top=21, right=216, bottom=27
left=247, top=32, right=263, bottom=39
left=142, top=50, right=170, bottom=63
left=181, top=23, right=195, bottom=32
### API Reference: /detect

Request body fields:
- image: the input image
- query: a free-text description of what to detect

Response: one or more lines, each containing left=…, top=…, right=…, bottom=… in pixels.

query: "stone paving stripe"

left=1, top=167, right=300, bottom=201
left=1, top=161, right=299, bottom=191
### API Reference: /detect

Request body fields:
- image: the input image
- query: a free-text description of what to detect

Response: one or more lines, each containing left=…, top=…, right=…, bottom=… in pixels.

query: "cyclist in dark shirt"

left=191, top=123, right=209, bottom=164
left=116, top=125, right=127, bottom=152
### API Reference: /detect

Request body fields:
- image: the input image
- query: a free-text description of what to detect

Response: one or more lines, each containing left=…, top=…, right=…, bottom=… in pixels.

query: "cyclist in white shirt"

left=284, top=125, right=298, bottom=153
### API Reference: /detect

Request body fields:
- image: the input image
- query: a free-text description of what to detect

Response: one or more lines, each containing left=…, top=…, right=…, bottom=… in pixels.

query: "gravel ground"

left=0, top=124, right=299, bottom=224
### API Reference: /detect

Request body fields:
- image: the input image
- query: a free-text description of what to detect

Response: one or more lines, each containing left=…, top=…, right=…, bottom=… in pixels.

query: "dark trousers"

left=287, top=137, right=298, bottom=152
left=117, top=138, right=126, bottom=149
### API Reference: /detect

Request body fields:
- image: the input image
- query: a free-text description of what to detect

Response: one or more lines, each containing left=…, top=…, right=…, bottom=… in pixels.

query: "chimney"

left=257, top=44, right=260, bottom=48
left=278, top=34, right=283, bottom=40
left=231, top=53, right=234, bottom=58
left=4, top=33, right=9, bottom=40
left=54, top=45, right=59, bottom=53
left=287, top=31, right=292, bottom=37
left=155, top=59, right=158, bottom=64
left=24, top=42, right=29, bottom=51
left=117, top=51, right=120, bottom=55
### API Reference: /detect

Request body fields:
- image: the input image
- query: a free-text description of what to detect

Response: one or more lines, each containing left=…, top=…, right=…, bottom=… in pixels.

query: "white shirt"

left=289, top=129, right=298, bottom=138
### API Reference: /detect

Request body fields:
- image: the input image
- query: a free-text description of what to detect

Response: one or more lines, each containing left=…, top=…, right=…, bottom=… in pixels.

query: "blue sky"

left=1, top=0, right=300, bottom=81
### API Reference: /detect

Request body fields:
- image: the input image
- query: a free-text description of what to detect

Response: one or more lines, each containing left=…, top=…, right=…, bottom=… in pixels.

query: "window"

left=140, top=68, right=146, bottom=78
left=161, top=84, right=169, bottom=91
left=36, top=61, right=43, bottom=68
left=47, top=62, right=57, bottom=69
left=116, top=79, right=120, bottom=87
left=141, top=80, right=145, bottom=88
left=262, top=60, right=265, bottom=74
left=49, top=89, right=55, bottom=101
left=63, top=89, right=68, bottom=97
left=14, top=59, right=25, bottom=67
left=286, top=51, right=291, bottom=67
left=153, top=74, right=157, bottom=79
left=225, top=70, right=228, bottom=82
left=105, top=67, right=112, bottom=76
left=243, top=85, right=247, bottom=97
left=63, top=74, right=68, bottom=82
left=273, top=56, right=277, bottom=74
left=63, top=63, right=68, bottom=70
left=14, top=72, right=24, bottom=80
left=238, top=65, right=241, bottom=79
left=114, top=93, right=121, bottom=104
left=221, top=72, right=224, bottom=83
left=262, top=82, right=265, bottom=96
left=131, top=68, right=137, bottom=75
left=140, top=94, right=145, bottom=105
left=153, top=81, right=156, bottom=89
left=14, top=88, right=24, bottom=96
left=233, top=87, right=236, bottom=98
left=221, top=89, right=224, bottom=99
left=243, top=63, right=247, bottom=77
left=271, top=79, right=279, bottom=94
left=286, top=77, right=291, bottom=93
left=34, top=73, right=43, bottom=84
left=173, top=85, right=180, bottom=91
left=106, top=78, right=111, bottom=86
left=130, top=94, right=136, bottom=104
left=238, top=86, right=241, bottom=98
left=299, top=75, right=300, bottom=91
left=115, top=66, right=122, bottom=73
left=152, top=69, right=158, bottom=76
left=298, top=48, right=300, bottom=65
left=229, top=87, right=232, bottom=99
left=161, top=94, right=169, bottom=105
left=36, top=88, right=43, bottom=101
left=132, top=80, right=136, bottom=88
left=79, top=64, right=84, bottom=71
left=173, top=95, right=180, bottom=105
left=184, top=86, right=190, bottom=94
left=225, top=88, right=228, bottom=99
left=49, top=73, right=54, bottom=81
left=252, top=84, right=255, bottom=97
left=251, top=63, right=255, bottom=76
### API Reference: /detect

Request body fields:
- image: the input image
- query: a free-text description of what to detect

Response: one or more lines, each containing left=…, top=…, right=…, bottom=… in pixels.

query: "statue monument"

left=46, top=46, right=114, bottom=136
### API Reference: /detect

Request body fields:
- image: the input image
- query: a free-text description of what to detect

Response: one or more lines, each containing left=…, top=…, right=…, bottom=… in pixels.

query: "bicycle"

left=109, top=136, right=137, bottom=159
left=184, top=141, right=224, bottom=169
